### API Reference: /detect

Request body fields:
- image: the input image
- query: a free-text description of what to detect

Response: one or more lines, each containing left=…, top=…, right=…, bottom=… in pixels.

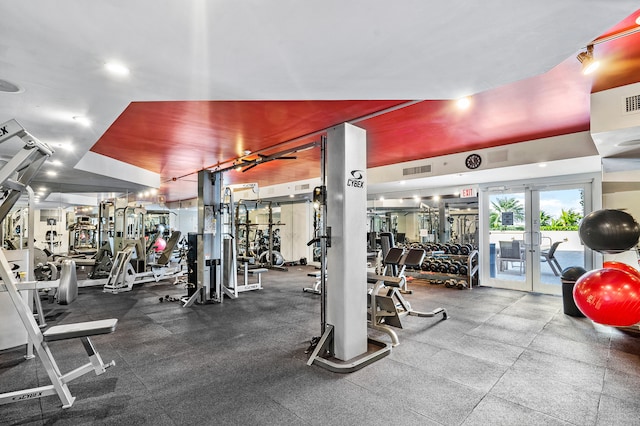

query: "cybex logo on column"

left=347, top=170, right=365, bottom=188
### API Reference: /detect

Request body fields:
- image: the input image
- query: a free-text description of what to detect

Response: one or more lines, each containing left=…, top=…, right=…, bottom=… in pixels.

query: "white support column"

left=326, top=123, right=368, bottom=361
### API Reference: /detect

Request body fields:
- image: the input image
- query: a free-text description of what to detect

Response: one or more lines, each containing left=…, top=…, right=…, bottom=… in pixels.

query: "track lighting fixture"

left=576, top=45, right=600, bottom=75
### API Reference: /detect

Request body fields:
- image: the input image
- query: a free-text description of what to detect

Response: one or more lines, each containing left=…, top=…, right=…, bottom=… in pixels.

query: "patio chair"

left=541, top=241, right=563, bottom=276
left=498, top=240, right=525, bottom=274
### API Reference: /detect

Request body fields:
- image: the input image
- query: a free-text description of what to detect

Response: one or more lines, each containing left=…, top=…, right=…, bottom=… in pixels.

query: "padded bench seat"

left=238, top=256, right=256, bottom=265
left=43, top=319, right=118, bottom=342
left=248, top=268, right=268, bottom=274
left=367, top=273, right=403, bottom=287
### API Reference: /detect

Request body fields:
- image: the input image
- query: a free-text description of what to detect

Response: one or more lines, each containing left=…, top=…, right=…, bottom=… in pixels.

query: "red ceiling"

left=94, top=100, right=405, bottom=199
left=592, top=12, right=640, bottom=93
left=360, top=57, right=591, bottom=168
left=91, top=10, right=640, bottom=202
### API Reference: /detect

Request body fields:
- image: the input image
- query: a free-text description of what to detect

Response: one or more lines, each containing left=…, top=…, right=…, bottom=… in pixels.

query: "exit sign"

left=460, top=187, right=476, bottom=198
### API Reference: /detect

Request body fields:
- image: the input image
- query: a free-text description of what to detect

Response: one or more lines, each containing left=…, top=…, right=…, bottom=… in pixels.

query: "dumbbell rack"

left=408, top=250, right=479, bottom=289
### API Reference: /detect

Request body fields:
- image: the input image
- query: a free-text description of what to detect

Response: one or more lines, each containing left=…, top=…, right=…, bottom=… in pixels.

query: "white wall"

left=0, top=250, right=30, bottom=350
left=32, top=209, right=68, bottom=254
left=173, top=208, right=198, bottom=236
left=405, top=212, right=420, bottom=243
left=591, top=81, right=640, bottom=157
left=602, top=189, right=640, bottom=268
left=279, top=201, right=313, bottom=262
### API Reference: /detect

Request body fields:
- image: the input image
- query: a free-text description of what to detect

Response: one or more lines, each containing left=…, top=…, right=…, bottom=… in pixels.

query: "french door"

left=480, top=182, right=592, bottom=295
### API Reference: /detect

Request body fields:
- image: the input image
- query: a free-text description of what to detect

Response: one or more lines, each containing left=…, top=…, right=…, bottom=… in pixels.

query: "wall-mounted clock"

left=465, top=153, right=482, bottom=169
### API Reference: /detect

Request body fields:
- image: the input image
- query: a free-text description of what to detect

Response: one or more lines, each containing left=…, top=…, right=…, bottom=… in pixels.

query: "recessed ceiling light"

left=49, top=160, right=62, bottom=166
left=456, top=97, right=471, bottom=110
left=56, top=143, right=75, bottom=152
left=636, top=15, right=640, bottom=26
left=105, top=62, right=130, bottom=76
left=46, top=170, right=57, bottom=176
left=72, top=116, right=91, bottom=126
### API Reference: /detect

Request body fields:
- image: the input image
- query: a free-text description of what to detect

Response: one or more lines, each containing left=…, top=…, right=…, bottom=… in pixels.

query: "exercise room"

left=2, top=2, right=640, bottom=425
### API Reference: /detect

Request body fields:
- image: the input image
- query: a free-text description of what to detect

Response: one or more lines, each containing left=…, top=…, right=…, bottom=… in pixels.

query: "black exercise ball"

left=560, top=266, right=588, bottom=282
left=579, top=209, right=640, bottom=254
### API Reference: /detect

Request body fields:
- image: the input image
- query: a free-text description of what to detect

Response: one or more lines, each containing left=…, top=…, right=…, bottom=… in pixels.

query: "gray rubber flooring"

left=1, top=265, right=639, bottom=425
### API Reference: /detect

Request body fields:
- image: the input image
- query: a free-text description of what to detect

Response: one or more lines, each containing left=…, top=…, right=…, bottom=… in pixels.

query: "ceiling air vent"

left=403, top=164, right=431, bottom=176
left=295, top=183, right=310, bottom=191
left=623, top=94, right=640, bottom=115
left=488, top=149, right=508, bottom=163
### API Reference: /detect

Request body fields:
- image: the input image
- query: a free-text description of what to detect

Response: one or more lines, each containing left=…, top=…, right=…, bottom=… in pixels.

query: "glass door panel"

left=485, top=190, right=530, bottom=292
left=482, top=183, right=590, bottom=295
left=533, top=187, right=587, bottom=295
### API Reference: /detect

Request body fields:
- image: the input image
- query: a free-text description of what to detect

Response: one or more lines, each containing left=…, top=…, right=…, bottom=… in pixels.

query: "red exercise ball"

left=154, top=237, right=167, bottom=253
left=573, top=268, right=640, bottom=327
left=603, top=261, right=640, bottom=279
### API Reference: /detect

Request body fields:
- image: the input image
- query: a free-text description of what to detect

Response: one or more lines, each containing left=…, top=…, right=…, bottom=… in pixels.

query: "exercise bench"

left=303, top=270, right=322, bottom=294
left=220, top=255, right=268, bottom=300
left=247, top=268, right=268, bottom=288
left=380, top=247, right=426, bottom=294
left=367, top=272, right=447, bottom=346
left=0, top=251, right=118, bottom=409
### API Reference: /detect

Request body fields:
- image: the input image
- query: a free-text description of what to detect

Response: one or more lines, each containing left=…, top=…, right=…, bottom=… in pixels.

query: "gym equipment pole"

left=186, top=170, right=218, bottom=304
left=185, top=170, right=237, bottom=306
left=307, top=123, right=390, bottom=372
left=319, top=135, right=327, bottom=336
left=326, top=123, right=368, bottom=359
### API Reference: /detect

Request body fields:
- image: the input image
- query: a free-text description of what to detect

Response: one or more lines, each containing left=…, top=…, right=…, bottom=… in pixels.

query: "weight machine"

left=418, top=203, right=440, bottom=244
left=303, top=201, right=324, bottom=295
left=450, top=211, right=478, bottom=246
left=0, top=119, right=117, bottom=409
left=113, top=205, right=145, bottom=254
left=183, top=171, right=239, bottom=305
left=235, top=199, right=286, bottom=270
left=68, top=216, right=97, bottom=251
left=96, top=200, right=115, bottom=249
left=305, top=124, right=391, bottom=372
left=102, top=230, right=184, bottom=293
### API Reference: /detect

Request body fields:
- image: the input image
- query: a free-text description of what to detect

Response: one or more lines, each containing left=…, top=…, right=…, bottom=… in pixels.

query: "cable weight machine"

left=235, top=199, right=286, bottom=270
left=305, top=124, right=391, bottom=372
